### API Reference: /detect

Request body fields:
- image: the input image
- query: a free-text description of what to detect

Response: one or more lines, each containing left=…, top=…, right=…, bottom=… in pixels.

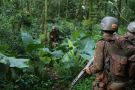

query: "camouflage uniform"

left=49, top=26, right=60, bottom=47
left=124, top=22, right=135, bottom=50
left=123, top=22, right=135, bottom=87
left=117, top=32, right=135, bottom=56
left=86, top=16, right=129, bottom=90
left=117, top=22, right=135, bottom=79
left=125, top=33, right=135, bottom=89
left=90, top=35, right=115, bottom=90
left=90, top=35, right=128, bottom=90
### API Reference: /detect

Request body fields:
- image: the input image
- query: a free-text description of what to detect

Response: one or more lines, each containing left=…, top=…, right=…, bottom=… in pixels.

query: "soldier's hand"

left=83, top=67, right=92, bottom=75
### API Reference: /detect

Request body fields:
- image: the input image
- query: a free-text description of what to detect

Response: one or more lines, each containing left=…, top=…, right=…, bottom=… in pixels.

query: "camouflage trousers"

left=92, top=81, right=127, bottom=90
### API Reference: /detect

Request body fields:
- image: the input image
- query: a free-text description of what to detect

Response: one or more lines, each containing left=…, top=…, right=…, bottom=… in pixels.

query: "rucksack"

left=128, top=54, right=135, bottom=79
left=103, top=39, right=129, bottom=78
left=126, top=38, right=135, bottom=79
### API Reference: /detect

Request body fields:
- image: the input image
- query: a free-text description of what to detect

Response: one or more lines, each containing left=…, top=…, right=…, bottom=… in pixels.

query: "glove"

left=83, top=67, right=92, bottom=75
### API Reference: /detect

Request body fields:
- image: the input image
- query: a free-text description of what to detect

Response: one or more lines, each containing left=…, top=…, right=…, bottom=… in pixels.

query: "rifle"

left=69, top=57, right=94, bottom=90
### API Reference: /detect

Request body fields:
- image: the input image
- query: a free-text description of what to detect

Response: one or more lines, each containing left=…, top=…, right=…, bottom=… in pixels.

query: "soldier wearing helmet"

left=84, top=16, right=130, bottom=90
left=113, top=22, right=135, bottom=57
left=123, top=22, right=135, bottom=87
left=115, top=22, right=135, bottom=89
left=125, top=22, right=135, bottom=44
left=120, top=22, right=135, bottom=55
left=127, top=22, right=135, bottom=89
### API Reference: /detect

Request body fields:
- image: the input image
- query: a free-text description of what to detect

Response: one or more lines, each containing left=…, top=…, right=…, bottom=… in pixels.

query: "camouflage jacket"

left=49, top=30, right=59, bottom=42
left=89, top=35, right=116, bottom=82
left=118, top=33, right=135, bottom=56
left=89, top=34, right=134, bottom=81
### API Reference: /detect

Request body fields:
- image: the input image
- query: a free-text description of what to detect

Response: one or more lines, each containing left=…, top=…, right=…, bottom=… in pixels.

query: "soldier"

left=84, top=16, right=130, bottom=90
left=119, top=22, right=135, bottom=54
left=125, top=22, right=135, bottom=45
left=124, top=22, right=135, bottom=81
left=116, top=22, right=135, bottom=89
left=125, top=22, right=135, bottom=41
left=49, top=25, right=60, bottom=48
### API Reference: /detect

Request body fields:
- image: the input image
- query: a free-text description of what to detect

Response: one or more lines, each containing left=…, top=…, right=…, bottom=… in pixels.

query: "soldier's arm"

left=89, top=41, right=104, bottom=74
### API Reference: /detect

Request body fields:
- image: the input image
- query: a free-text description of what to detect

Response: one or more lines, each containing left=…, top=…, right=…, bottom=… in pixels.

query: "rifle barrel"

left=69, top=57, right=94, bottom=90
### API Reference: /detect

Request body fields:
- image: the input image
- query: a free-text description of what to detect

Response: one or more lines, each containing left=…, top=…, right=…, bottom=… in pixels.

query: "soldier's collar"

left=103, top=36, right=115, bottom=41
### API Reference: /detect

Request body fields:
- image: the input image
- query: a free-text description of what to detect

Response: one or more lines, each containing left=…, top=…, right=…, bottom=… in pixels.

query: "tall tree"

left=66, top=0, right=68, bottom=18
left=44, top=0, right=48, bottom=45
left=58, top=0, right=61, bottom=17
left=117, top=0, right=122, bottom=20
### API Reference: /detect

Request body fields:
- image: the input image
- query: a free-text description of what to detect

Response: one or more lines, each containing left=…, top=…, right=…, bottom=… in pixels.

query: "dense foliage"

left=0, top=0, right=135, bottom=90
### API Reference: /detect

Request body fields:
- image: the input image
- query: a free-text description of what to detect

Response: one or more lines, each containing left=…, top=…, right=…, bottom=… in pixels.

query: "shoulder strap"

left=102, top=40, right=112, bottom=83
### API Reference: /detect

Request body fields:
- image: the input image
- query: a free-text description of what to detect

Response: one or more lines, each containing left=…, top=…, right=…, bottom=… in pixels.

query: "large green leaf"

left=75, top=36, right=95, bottom=60
left=80, top=40, right=95, bottom=60
left=71, top=30, right=81, bottom=40
left=0, top=54, right=29, bottom=68
left=39, top=48, right=64, bottom=64
left=51, top=50, right=64, bottom=59
left=40, top=56, right=52, bottom=64
left=21, top=31, right=33, bottom=45
left=9, top=58, right=29, bottom=68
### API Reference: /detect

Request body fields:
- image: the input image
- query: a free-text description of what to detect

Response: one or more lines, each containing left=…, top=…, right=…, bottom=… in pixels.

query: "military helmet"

left=101, top=16, right=119, bottom=31
left=127, top=22, right=135, bottom=33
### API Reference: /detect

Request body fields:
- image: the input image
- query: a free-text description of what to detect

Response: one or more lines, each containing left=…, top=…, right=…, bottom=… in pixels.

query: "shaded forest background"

left=0, top=0, right=135, bottom=90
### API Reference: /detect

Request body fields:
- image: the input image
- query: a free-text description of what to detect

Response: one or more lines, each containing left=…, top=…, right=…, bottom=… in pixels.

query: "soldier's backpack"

left=103, top=39, right=129, bottom=78
left=128, top=54, right=135, bottom=79
left=126, top=38, right=135, bottom=79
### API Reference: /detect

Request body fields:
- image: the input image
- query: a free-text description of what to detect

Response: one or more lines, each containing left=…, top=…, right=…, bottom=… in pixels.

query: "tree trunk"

left=104, top=0, right=108, bottom=15
left=125, top=0, right=127, bottom=4
left=44, top=0, right=48, bottom=45
left=89, top=0, right=92, bottom=20
left=66, top=0, right=68, bottom=18
left=117, top=0, right=121, bottom=20
left=58, top=0, right=61, bottom=17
